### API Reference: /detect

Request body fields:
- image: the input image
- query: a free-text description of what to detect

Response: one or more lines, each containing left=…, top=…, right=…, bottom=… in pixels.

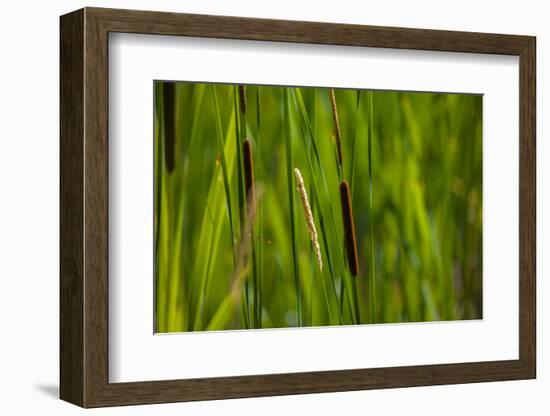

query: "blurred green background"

left=154, top=81, right=482, bottom=333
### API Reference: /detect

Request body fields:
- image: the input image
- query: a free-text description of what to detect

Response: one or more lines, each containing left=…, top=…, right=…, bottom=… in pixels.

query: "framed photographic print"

left=60, top=7, right=536, bottom=407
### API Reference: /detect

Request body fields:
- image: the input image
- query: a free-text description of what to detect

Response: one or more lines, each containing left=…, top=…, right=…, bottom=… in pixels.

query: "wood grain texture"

left=59, top=7, right=537, bottom=408
left=518, top=38, right=536, bottom=376
left=59, top=8, right=84, bottom=407
left=88, top=7, right=532, bottom=54
left=84, top=9, right=110, bottom=406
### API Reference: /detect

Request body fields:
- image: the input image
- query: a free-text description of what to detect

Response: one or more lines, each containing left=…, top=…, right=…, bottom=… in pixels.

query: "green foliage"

left=154, top=81, right=483, bottom=332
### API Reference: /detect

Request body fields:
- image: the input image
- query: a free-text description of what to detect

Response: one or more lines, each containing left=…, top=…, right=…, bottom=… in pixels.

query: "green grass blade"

left=350, top=90, right=361, bottom=198
left=212, top=85, right=237, bottom=264
left=284, top=87, right=302, bottom=326
left=367, top=91, right=377, bottom=323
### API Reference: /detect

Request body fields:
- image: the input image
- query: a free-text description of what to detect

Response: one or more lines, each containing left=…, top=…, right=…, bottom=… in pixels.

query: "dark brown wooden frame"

left=60, top=7, right=536, bottom=408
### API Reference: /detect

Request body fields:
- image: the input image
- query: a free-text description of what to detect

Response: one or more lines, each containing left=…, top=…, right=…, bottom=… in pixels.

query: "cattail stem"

left=242, top=139, right=260, bottom=326
left=294, top=168, right=323, bottom=272
left=233, top=86, right=249, bottom=329
left=339, top=180, right=359, bottom=276
left=329, top=88, right=343, bottom=169
left=162, top=82, right=176, bottom=172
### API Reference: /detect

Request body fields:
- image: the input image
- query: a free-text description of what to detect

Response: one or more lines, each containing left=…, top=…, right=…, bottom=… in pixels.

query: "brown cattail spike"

left=162, top=82, right=176, bottom=172
left=242, top=139, right=255, bottom=209
left=339, top=180, right=359, bottom=276
left=238, top=85, right=247, bottom=114
left=329, top=88, right=343, bottom=167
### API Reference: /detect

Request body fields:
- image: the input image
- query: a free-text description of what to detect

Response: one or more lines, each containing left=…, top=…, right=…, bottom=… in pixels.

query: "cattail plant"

left=339, top=180, right=359, bottom=276
left=294, top=168, right=323, bottom=272
left=162, top=82, right=176, bottom=172
left=242, top=139, right=255, bottom=210
left=329, top=88, right=343, bottom=168
left=238, top=85, right=247, bottom=114
left=206, top=186, right=263, bottom=331
left=242, top=138, right=262, bottom=328
left=153, top=81, right=483, bottom=333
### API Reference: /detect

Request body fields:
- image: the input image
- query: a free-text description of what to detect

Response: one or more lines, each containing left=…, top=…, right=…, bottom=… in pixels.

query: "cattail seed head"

left=238, top=85, right=247, bottom=114
left=294, top=168, right=323, bottom=272
left=162, top=82, right=176, bottom=172
left=339, top=180, right=359, bottom=276
left=329, top=88, right=343, bottom=167
left=242, top=139, right=255, bottom=210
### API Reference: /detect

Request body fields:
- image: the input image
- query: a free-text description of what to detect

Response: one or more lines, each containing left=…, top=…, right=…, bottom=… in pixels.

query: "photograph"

left=52, top=5, right=537, bottom=409
left=154, top=81, right=483, bottom=333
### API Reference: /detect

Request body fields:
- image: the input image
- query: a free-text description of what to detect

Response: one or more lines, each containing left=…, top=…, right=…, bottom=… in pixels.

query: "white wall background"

left=0, top=0, right=545, bottom=414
